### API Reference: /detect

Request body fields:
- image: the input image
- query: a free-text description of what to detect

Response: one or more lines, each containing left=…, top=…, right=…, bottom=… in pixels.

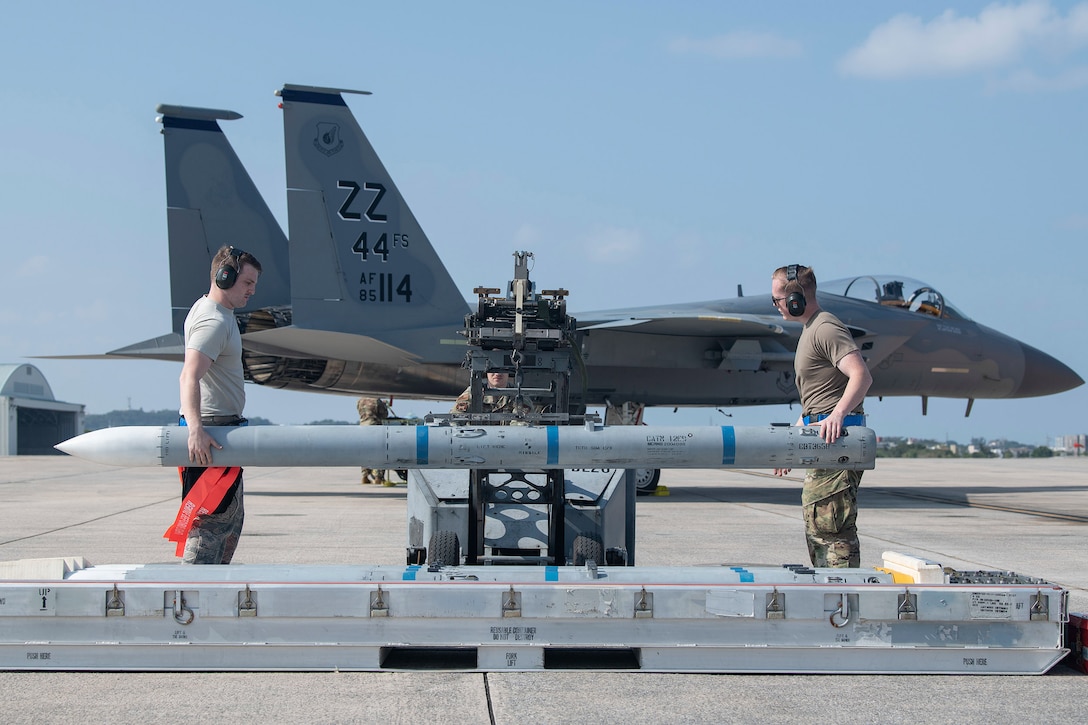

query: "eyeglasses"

left=771, top=296, right=786, bottom=307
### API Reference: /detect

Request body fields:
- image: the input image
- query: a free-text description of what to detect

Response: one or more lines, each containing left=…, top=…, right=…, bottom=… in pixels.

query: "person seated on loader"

left=451, top=371, right=542, bottom=422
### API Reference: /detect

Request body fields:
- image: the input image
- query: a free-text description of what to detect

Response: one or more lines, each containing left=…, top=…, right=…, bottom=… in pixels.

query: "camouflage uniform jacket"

left=357, top=397, right=389, bottom=425
left=451, top=386, right=535, bottom=417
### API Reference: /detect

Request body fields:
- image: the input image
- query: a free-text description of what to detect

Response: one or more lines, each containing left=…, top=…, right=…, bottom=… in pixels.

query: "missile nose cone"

left=55, top=433, right=91, bottom=458
left=54, top=427, right=163, bottom=466
left=1014, top=343, right=1084, bottom=398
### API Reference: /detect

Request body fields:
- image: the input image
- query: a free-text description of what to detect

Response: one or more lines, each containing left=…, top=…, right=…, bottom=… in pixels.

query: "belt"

left=179, top=415, right=248, bottom=427
left=803, top=413, right=866, bottom=426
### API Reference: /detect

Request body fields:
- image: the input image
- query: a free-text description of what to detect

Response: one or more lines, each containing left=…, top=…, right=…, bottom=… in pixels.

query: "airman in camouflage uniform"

left=451, top=372, right=537, bottom=421
left=771, top=264, right=873, bottom=569
left=357, top=397, right=389, bottom=484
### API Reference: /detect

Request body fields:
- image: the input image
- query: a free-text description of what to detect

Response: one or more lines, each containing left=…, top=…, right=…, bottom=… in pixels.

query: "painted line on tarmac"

left=732, top=470, right=1088, bottom=524
left=0, top=498, right=176, bottom=546
left=865, top=487, right=1088, bottom=524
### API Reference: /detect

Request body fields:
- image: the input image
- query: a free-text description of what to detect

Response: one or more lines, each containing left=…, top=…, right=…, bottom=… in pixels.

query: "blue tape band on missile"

left=55, top=424, right=876, bottom=470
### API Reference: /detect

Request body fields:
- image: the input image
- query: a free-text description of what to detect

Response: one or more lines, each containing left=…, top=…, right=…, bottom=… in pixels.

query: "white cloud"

left=1056, top=212, right=1088, bottom=230
left=661, top=230, right=709, bottom=269
left=17, top=255, right=50, bottom=277
left=1056, top=3, right=1088, bottom=50
left=839, top=1, right=1088, bottom=78
left=511, top=223, right=544, bottom=249
left=986, top=65, right=1088, bottom=91
left=585, top=226, right=643, bottom=263
left=74, top=299, right=111, bottom=323
left=668, top=31, right=802, bottom=60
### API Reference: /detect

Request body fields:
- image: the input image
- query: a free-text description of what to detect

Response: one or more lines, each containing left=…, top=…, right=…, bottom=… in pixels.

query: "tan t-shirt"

left=183, top=295, right=245, bottom=417
left=794, top=310, right=864, bottom=417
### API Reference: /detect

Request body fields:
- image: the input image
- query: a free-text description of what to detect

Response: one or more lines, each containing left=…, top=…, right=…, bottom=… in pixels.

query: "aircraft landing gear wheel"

left=571, top=534, right=604, bottom=566
left=633, top=468, right=661, bottom=495
left=427, top=530, right=461, bottom=566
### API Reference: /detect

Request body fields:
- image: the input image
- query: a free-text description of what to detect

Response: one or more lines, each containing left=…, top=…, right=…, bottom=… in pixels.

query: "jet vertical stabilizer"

left=157, top=104, right=291, bottom=334
left=275, top=84, right=470, bottom=362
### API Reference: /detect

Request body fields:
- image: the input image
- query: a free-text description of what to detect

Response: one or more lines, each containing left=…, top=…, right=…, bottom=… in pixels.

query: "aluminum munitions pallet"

left=0, top=555, right=1068, bottom=674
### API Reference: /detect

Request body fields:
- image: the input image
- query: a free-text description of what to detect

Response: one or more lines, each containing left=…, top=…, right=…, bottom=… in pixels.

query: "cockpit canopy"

left=820, top=276, right=970, bottom=321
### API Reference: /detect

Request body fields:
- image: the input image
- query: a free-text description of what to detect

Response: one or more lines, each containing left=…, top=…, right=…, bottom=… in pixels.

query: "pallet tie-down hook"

left=370, top=585, right=389, bottom=617
left=634, top=587, right=653, bottom=618
left=173, top=590, right=194, bottom=625
left=766, top=588, right=785, bottom=620
left=897, top=589, right=918, bottom=620
left=1030, top=590, right=1049, bottom=621
left=239, top=585, right=257, bottom=617
left=106, top=584, right=124, bottom=617
left=502, top=585, right=521, bottom=618
left=829, top=593, right=850, bottom=628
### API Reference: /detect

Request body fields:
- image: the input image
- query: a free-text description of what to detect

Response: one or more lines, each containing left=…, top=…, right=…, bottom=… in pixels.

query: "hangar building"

left=0, top=363, right=83, bottom=456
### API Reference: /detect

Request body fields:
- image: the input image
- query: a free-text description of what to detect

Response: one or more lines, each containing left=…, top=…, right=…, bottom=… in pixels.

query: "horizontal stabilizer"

left=36, top=333, right=184, bottom=362
left=106, top=332, right=185, bottom=361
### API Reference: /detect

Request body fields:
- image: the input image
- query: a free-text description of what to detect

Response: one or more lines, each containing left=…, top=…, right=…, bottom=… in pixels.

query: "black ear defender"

left=215, top=247, right=245, bottom=290
left=785, top=264, right=807, bottom=317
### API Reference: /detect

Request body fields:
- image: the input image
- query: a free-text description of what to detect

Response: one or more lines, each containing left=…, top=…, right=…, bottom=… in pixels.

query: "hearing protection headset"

left=785, top=264, right=807, bottom=317
left=214, top=247, right=246, bottom=290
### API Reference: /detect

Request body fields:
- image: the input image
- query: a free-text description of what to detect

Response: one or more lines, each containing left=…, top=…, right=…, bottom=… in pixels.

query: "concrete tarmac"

left=1, top=456, right=1085, bottom=724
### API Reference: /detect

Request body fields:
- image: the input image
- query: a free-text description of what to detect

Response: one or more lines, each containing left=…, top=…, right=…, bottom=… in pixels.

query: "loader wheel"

left=427, top=530, right=461, bottom=566
left=633, top=468, right=661, bottom=495
left=571, top=534, right=604, bottom=566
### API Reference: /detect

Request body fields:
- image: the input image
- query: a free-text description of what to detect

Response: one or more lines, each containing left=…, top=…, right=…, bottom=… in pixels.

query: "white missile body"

left=55, top=424, right=875, bottom=470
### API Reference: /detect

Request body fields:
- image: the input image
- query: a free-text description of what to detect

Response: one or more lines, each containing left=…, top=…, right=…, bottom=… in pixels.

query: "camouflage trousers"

left=802, top=471, right=861, bottom=568
left=183, top=486, right=244, bottom=565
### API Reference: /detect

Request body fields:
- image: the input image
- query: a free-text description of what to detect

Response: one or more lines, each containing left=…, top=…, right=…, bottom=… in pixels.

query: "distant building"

left=0, top=364, right=83, bottom=456
left=1054, top=434, right=1086, bottom=456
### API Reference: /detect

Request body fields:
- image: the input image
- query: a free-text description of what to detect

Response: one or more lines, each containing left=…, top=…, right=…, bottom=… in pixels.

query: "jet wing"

left=578, top=311, right=797, bottom=338
left=576, top=311, right=915, bottom=375
left=579, top=299, right=920, bottom=374
left=847, top=329, right=915, bottom=370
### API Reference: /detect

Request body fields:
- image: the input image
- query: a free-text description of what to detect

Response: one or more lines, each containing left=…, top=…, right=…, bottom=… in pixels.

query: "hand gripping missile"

left=55, top=423, right=875, bottom=470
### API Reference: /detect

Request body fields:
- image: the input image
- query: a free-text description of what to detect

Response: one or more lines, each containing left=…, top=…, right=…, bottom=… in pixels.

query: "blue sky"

left=2, top=1, right=1085, bottom=445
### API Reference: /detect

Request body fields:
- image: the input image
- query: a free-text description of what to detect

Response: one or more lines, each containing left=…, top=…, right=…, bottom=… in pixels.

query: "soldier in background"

left=357, top=397, right=389, bottom=485
left=450, top=371, right=547, bottom=422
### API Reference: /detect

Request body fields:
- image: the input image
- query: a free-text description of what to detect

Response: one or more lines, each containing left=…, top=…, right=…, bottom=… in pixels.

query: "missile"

left=55, top=424, right=875, bottom=470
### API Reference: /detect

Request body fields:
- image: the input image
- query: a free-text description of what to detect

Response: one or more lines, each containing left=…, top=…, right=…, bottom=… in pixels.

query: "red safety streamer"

left=164, top=466, right=241, bottom=557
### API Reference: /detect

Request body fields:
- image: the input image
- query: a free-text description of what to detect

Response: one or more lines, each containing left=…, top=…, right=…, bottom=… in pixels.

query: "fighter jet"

left=95, top=85, right=1083, bottom=434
